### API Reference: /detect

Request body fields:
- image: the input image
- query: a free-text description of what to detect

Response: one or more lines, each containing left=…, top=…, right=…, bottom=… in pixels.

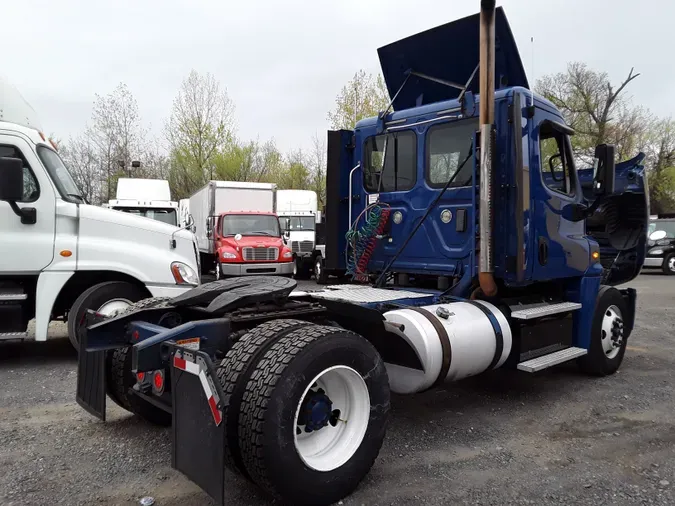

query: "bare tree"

left=166, top=70, right=235, bottom=196
left=536, top=63, right=642, bottom=164
left=59, top=132, right=101, bottom=204
left=308, top=133, right=327, bottom=209
left=89, top=83, right=148, bottom=200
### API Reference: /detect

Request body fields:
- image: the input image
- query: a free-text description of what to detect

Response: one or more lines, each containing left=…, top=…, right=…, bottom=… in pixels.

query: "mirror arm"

left=8, top=201, right=36, bottom=225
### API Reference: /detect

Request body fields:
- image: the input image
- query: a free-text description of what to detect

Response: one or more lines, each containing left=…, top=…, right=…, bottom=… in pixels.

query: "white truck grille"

left=242, top=247, right=278, bottom=261
left=291, top=241, right=314, bottom=254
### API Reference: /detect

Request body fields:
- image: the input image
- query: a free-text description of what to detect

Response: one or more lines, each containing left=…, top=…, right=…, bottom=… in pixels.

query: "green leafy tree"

left=327, top=70, right=390, bottom=130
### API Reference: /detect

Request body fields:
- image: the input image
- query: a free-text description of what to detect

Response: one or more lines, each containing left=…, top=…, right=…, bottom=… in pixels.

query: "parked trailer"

left=75, top=4, right=648, bottom=505
left=0, top=78, right=200, bottom=349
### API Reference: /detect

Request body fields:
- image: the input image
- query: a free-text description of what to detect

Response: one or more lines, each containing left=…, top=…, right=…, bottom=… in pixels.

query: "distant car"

left=645, top=216, right=675, bottom=274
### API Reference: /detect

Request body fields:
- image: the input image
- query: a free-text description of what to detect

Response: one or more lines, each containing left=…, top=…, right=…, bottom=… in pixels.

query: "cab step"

left=0, top=292, right=27, bottom=301
left=0, top=332, right=28, bottom=341
left=510, top=301, right=581, bottom=320
left=517, top=346, right=587, bottom=372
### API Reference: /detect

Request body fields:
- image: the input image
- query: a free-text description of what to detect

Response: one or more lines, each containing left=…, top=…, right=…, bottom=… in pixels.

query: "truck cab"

left=0, top=78, right=200, bottom=346
left=109, top=178, right=179, bottom=227
left=276, top=189, right=321, bottom=278
left=326, top=8, right=647, bottom=295
left=213, top=211, right=293, bottom=278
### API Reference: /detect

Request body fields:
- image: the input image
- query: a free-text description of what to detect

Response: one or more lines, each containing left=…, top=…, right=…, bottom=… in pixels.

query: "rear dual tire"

left=217, top=320, right=390, bottom=506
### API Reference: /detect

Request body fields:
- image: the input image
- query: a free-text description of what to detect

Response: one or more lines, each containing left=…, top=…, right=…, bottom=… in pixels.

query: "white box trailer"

left=189, top=181, right=277, bottom=272
left=109, top=178, right=179, bottom=227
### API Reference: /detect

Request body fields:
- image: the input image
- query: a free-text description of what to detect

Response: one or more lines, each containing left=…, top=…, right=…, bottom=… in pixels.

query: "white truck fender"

left=35, top=271, right=74, bottom=341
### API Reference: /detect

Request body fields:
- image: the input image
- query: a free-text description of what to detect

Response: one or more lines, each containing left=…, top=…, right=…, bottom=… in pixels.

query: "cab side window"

left=0, top=145, right=39, bottom=202
left=364, top=131, right=416, bottom=192
left=539, top=123, right=575, bottom=197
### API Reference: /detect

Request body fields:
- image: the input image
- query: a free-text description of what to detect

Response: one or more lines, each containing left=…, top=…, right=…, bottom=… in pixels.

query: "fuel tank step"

left=0, top=332, right=28, bottom=341
left=510, top=302, right=581, bottom=320
left=517, top=346, right=587, bottom=372
left=0, top=292, right=27, bottom=301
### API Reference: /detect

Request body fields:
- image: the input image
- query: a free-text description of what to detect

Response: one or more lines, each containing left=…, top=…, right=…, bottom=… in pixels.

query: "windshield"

left=37, top=146, right=84, bottom=202
left=114, top=207, right=178, bottom=226
left=221, top=214, right=280, bottom=237
left=649, top=220, right=675, bottom=238
left=280, top=216, right=315, bottom=231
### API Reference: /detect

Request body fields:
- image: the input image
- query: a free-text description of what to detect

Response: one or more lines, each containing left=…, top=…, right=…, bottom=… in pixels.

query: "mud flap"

left=76, top=310, right=109, bottom=421
left=169, top=345, right=227, bottom=505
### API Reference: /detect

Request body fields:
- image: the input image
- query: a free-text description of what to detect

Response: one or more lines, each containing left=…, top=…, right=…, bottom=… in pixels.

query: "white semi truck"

left=109, top=178, right=179, bottom=227
left=276, top=189, right=326, bottom=280
left=0, top=77, right=200, bottom=348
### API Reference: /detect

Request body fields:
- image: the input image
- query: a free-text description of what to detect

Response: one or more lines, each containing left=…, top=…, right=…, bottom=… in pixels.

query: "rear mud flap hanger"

left=166, top=342, right=229, bottom=505
left=375, top=67, right=478, bottom=134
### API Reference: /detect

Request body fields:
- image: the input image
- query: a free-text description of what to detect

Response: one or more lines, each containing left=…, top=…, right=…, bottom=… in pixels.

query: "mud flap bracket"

left=168, top=344, right=227, bottom=505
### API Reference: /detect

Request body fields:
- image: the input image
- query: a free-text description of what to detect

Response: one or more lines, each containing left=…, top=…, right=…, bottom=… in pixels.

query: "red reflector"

left=136, top=372, right=145, bottom=382
left=153, top=371, right=164, bottom=391
left=132, top=330, right=140, bottom=341
left=208, top=396, right=222, bottom=425
left=173, top=356, right=186, bottom=370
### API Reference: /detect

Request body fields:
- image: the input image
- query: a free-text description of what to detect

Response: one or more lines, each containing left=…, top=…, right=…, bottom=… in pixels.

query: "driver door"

left=530, top=113, right=588, bottom=280
left=0, top=136, right=56, bottom=274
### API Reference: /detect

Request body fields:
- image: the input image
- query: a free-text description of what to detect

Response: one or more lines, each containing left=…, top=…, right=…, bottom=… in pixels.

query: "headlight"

left=283, top=251, right=293, bottom=258
left=221, top=251, right=237, bottom=259
left=171, top=262, right=199, bottom=285
left=650, top=249, right=664, bottom=255
left=657, top=239, right=671, bottom=246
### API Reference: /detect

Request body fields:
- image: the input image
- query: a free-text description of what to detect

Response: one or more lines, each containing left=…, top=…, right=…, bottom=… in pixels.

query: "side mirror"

left=593, top=144, right=615, bottom=196
left=206, top=218, right=212, bottom=239
left=0, top=157, right=24, bottom=202
left=650, top=230, right=667, bottom=241
left=283, top=230, right=290, bottom=242
left=186, top=214, right=195, bottom=229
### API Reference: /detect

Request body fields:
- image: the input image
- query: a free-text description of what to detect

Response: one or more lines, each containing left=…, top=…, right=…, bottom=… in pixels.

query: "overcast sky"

left=3, top=0, right=674, bottom=156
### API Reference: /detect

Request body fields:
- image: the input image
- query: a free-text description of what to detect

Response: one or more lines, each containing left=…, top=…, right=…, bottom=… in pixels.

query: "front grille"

left=291, top=240, right=315, bottom=254
left=242, top=247, right=278, bottom=261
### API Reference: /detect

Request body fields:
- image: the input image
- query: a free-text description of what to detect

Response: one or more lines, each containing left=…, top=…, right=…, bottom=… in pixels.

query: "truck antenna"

left=530, top=36, right=535, bottom=107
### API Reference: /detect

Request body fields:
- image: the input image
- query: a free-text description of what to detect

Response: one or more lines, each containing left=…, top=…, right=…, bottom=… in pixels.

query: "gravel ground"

left=1, top=273, right=675, bottom=505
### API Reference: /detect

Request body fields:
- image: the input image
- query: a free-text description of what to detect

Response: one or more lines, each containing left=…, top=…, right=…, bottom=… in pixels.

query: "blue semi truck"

left=70, top=3, right=647, bottom=505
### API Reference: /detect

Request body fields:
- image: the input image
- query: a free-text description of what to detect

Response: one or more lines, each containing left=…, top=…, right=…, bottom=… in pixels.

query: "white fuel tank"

left=383, top=301, right=512, bottom=394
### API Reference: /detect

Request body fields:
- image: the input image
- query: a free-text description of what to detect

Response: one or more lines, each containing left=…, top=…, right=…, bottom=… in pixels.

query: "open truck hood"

left=377, top=7, right=528, bottom=111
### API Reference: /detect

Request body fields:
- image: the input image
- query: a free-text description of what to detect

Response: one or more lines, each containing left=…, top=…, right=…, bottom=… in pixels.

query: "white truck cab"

left=276, top=190, right=322, bottom=279
left=0, top=78, right=200, bottom=347
left=109, top=178, right=179, bottom=227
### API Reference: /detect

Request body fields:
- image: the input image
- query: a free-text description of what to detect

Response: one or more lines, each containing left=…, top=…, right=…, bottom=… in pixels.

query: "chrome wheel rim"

left=601, top=304, right=624, bottom=359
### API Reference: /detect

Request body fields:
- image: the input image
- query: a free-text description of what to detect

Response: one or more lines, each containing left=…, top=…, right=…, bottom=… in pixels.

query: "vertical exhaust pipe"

left=478, top=0, right=498, bottom=297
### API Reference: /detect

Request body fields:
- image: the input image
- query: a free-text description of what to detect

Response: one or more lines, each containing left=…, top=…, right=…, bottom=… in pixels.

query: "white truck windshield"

left=221, top=214, right=280, bottom=237
left=37, top=146, right=85, bottom=202
left=281, top=216, right=315, bottom=231
left=114, top=207, right=178, bottom=226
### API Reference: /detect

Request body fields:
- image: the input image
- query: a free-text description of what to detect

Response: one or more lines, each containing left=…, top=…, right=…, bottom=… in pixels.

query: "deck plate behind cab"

left=308, top=284, right=432, bottom=304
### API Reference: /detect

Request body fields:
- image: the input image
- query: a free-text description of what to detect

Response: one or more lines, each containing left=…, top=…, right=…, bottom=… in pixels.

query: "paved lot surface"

left=1, top=273, right=675, bottom=505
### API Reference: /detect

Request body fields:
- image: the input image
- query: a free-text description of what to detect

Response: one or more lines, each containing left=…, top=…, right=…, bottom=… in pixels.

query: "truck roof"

left=355, top=86, right=558, bottom=130
left=219, top=210, right=277, bottom=216
left=116, top=178, right=172, bottom=201
left=207, top=180, right=277, bottom=190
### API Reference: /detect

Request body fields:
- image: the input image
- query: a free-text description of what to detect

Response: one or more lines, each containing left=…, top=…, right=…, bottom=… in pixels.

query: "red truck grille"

left=242, top=247, right=278, bottom=261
